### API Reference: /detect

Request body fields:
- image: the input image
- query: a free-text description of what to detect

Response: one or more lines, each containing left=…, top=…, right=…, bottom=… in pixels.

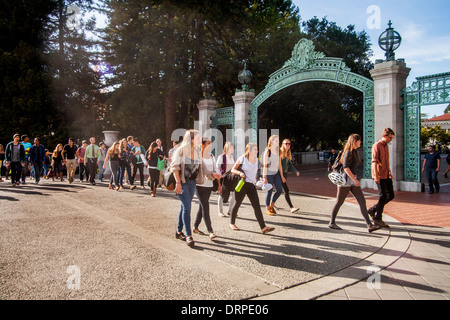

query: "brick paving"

left=288, top=162, right=450, bottom=228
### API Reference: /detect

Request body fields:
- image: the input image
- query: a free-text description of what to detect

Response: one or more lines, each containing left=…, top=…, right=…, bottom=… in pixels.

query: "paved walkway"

left=0, top=161, right=448, bottom=301
left=280, top=162, right=450, bottom=300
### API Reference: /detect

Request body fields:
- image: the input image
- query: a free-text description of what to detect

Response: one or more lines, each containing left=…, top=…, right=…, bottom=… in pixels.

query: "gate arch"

left=250, top=39, right=375, bottom=178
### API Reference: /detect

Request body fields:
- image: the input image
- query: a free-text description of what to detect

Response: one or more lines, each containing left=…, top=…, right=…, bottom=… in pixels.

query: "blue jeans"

left=426, top=168, right=440, bottom=192
left=177, top=179, right=197, bottom=237
left=265, top=172, right=283, bottom=207
left=33, top=163, right=43, bottom=182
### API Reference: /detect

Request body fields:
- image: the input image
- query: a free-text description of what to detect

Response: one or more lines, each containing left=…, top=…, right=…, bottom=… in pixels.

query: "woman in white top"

left=229, top=143, right=275, bottom=234
left=193, top=138, right=221, bottom=239
left=262, top=135, right=285, bottom=216
left=216, top=142, right=235, bottom=217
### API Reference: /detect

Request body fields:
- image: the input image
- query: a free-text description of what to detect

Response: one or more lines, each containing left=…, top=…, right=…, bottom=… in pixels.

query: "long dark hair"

left=147, top=141, right=158, bottom=161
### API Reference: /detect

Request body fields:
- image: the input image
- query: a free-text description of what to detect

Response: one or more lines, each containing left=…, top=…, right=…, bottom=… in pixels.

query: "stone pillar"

left=197, top=98, right=218, bottom=137
left=233, top=91, right=255, bottom=157
left=368, top=60, right=412, bottom=191
left=102, top=131, right=120, bottom=147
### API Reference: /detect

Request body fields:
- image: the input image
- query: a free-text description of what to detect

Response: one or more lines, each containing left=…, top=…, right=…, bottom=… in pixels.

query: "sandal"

left=193, top=229, right=205, bottom=235
left=261, top=227, right=275, bottom=234
left=229, top=224, right=239, bottom=231
left=328, top=223, right=342, bottom=230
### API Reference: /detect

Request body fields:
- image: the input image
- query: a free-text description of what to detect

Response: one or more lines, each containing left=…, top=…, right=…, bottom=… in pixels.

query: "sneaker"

left=368, top=224, right=382, bottom=233
left=218, top=212, right=226, bottom=217
left=290, top=207, right=299, bottom=213
left=209, top=233, right=217, bottom=240
left=175, top=231, right=186, bottom=241
left=374, top=218, right=390, bottom=228
left=186, top=236, right=195, bottom=247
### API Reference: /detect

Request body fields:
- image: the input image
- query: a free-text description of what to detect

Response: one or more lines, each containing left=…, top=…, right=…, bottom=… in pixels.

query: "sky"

left=292, top=0, right=450, bottom=117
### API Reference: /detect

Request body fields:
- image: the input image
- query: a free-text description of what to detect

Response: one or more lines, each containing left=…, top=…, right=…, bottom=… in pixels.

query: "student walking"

left=368, top=128, right=396, bottom=228
left=52, top=144, right=64, bottom=181
left=5, top=134, right=25, bottom=186
left=29, top=138, right=46, bottom=184
left=193, top=138, right=221, bottom=240
left=171, top=130, right=219, bottom=247
left=422, top=144, right=441, bottom=194
left=104, top=141, right=121, bottom=190
left=0, top=144, right=5, bottom=182
left=216, top=142, right=236, bottom=217
left=445, top=154, right=450, bottom=178
left=20, top=135, right=32, bottom=184
left=76, top=141, right=88, bottom=182
left=130, top=138, right=146, bottom=190
left=145, top=141, right=165, bottom=196
left=84, top=137, right=101, bottom=185
left=229, top=143, right=275, bottom=234
left=98, top=142, right=107, bottom=182
left=262, top=135, right=285, bottom=216
left=63, top=138, right=78, bottom=184
left=328, top=134, right=381, bottom=233
left=280, top=139, right=300, bottom=213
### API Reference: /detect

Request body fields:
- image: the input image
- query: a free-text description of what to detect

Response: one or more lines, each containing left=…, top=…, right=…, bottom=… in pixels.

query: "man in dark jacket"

left=30, top=137, right=46, bottom=183
left=5, top=134, right=25, bottom=186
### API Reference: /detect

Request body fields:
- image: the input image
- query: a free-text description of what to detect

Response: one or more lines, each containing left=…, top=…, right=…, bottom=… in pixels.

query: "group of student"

left=0, top=134, right=169, bottom=194
left=0, top=128, right=406, bottom=249
left=169, top=128, right=397, bottom=248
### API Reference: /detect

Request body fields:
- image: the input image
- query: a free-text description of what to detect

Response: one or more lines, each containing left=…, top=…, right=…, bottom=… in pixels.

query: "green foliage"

left=421, top=126, right=450, bottom=148
left=0, top=0, right=68, bottom=148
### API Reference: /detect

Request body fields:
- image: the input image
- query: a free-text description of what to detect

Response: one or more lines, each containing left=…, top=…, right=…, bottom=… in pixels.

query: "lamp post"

left=237, top=63, right=253, bottom=92
left=378, top=20, right=402, bottom=62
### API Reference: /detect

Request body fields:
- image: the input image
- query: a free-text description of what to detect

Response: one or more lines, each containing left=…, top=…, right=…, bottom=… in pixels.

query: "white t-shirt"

left=237, top=156, right=258, bottom=184
left=197, top=155, right=215, bottom=188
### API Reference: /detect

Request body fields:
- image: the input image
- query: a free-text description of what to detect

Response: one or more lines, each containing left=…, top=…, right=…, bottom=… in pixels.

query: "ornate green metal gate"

left=402, top=72, right=450, bottom=182
left=250, top=39, right=375, bottom=178
left=210, top=106, right=234, bottom=129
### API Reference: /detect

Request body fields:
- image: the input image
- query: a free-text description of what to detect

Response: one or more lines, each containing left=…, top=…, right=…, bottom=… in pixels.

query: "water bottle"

left=235, top=178, right=245, bottom=192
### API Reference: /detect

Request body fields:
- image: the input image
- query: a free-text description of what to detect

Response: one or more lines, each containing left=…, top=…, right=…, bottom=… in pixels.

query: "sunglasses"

left=284, top=142, right=291, bottom=145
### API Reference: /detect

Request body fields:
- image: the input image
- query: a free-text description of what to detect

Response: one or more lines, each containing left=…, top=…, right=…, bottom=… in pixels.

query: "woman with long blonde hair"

left=280, top=139, right=300, bottom=213
left=52, top=144, right=64, bottom=181
left=328, top=134, right=381, bottom=233
left=229, top=143, right=275, bottom=234
left=262, top=135, right=285, bottom=216
left=171, top=130, right=221, bottom=247
left=104, top=141, right=121, bottom=190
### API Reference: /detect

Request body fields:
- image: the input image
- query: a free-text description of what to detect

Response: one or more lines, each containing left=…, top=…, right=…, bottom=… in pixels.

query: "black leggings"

left=194, top=186, right=213, bottom=233
left=330, top=185, right=372, bottom=226
left=230, top=182, right=266, bottom=229
left=282, top=174, right=294, bottom=208
left=148, top=168, right=159, bottom=190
